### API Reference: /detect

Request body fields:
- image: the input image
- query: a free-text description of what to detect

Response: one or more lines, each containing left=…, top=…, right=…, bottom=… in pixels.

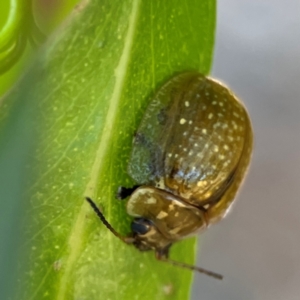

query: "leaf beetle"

left=86, top=72, right=253, bottom=279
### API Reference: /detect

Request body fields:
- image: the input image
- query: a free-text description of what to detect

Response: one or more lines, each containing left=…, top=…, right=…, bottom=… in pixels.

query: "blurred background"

left=192, top=1, right=300, bottom=299
left=0, top=0, right=78, bottom=94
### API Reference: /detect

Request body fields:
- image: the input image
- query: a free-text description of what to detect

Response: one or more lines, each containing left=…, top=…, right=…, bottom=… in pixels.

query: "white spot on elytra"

left=197, top=181, right=207, bottom=187
left=222, top=124, right=228, bottom=129
left=204, top=191, right=212, bottom=198
left=189, top=120, right=192, bottom=124
left=180, top=118, right=186, bottom=124
left=185, top=101, right=190, bottom=107
left=232, top=121, right=238, bottom=130
left=224, top=160, right=231, bottom=167
left=208, top=113, right=213, bottom=119
left=213, top=145, right=219, bottom=152
left=202, top=129, right=207, bottom=134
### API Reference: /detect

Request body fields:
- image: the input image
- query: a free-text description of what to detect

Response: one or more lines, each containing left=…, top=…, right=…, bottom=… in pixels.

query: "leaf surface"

left=0, top=0, right=216, bottom=299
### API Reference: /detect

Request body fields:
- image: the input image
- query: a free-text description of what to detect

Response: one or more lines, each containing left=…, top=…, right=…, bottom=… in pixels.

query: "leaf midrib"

left=55, top=1, right=141, bottom=299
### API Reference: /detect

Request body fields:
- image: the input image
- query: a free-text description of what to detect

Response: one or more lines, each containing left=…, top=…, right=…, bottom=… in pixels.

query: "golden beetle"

left=86, top=72, right=253, bottom=279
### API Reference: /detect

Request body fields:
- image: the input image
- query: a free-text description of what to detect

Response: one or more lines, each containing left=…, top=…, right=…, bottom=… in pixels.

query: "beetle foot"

left=116, top=185, right=140, bottom=200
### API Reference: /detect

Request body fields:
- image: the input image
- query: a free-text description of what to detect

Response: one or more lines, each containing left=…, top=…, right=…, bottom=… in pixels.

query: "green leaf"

left=0, top=0, right=216, bottom=299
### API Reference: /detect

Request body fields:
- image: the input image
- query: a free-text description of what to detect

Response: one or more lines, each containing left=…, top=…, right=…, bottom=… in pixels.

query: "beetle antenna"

left=85, top=197, right=134, bottom=244
left=159, top=257, right=223, bottom=280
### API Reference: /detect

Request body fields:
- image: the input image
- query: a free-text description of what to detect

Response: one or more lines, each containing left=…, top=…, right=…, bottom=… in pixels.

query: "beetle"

left=86, top=72, right=253, bottom=279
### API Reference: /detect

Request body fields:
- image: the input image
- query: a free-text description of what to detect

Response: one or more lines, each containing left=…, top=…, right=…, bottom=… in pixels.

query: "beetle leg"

left=155, top=245, right=171, bottom=260
left=116, top=185, right=140, bottom=200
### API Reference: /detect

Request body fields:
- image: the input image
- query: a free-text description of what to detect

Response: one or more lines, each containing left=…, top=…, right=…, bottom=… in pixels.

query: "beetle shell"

left=128, top=72, right=253, bottom=229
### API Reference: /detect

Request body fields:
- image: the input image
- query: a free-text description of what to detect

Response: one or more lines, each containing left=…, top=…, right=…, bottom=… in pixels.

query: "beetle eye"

left=131, top=218, right=152, bottom=235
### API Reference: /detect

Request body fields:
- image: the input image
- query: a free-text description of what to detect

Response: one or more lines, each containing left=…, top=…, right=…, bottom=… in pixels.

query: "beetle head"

left=130, top=218, right=172, bottom=251
left=85, top=196, right=223, bottom=280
